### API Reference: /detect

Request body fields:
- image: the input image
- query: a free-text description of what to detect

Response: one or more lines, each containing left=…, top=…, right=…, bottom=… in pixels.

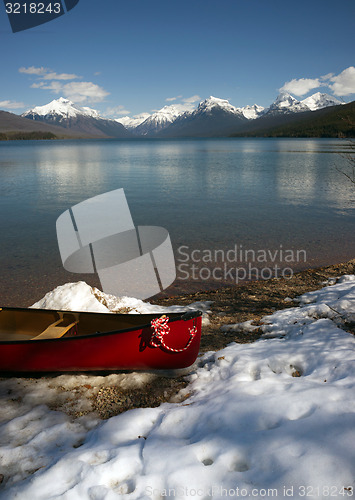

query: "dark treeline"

left=232, top=101, right=355, bottom=138
left=0, top=131, right=57, bottom=141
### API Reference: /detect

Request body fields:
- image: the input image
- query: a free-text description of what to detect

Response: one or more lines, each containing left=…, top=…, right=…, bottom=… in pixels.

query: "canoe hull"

left=0, top=308, right=202, bottom=373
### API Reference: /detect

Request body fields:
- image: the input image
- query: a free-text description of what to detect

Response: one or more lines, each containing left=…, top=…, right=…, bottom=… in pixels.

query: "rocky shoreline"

left=2, top=259, right=355, bottom=421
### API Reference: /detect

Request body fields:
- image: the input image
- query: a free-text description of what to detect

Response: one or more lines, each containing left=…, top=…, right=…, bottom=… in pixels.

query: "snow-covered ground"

left=1, top=277, right=355, bottom=499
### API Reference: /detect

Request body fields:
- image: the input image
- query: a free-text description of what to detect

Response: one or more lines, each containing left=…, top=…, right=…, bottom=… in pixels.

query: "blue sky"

left=1, top=0, right=354, bottom=118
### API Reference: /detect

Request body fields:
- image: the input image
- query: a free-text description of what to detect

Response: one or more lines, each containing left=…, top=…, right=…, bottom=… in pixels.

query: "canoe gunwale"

left=0, top=307, right=202, bottom=345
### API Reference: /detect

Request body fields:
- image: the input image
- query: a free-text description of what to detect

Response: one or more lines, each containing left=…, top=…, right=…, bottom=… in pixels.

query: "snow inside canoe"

left=0, top=307, right=202, bottom=373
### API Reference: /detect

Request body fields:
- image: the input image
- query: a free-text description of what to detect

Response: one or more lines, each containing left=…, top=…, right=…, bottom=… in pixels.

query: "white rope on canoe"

left=150, top=315, right=197, bottom=353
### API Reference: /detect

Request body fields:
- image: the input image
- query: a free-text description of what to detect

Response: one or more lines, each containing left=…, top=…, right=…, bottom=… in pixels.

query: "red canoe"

left=0, top=307, right=202, bottom=373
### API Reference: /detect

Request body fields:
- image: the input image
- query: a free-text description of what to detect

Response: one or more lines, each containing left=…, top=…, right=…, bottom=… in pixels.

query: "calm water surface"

left=0, top=138, right=354, bottom=306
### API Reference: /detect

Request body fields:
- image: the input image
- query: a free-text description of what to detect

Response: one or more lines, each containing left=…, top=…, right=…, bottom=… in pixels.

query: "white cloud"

left=174, top=95, right=201, bottom=112
left=31, top=81, right=62, bottom=92
left=103, top=105, right=131, bottom=118
left=329, top=66, right=355, bottom=96
left=19, top=66, right=79, bottom=80
left=151, top=95, right=201, bottom=114
left=320, top=72, right=334, bottom=81
left=20, top=65, right=109, bottom=104
left=133, top=112, right=151, bottom=120
left=30, top=80, right=109, bottom=103
left=170, top=103, right=192, bottom=113
left=43, top=72, right=79, bottom=81
left=279, top=78, right=321, bottom=96
left=279, top=67, right=355, bottom=99
left=165, top=95, right=182, bottom=102
left=162, top=94, right=201, bottom=113
left=19, top=66, right=47, bottom=75
left=0, top=100, right=25, bottom=110
left=183, top=94, right=201, bottom=104
left=59, top=82, right=110, bottom=103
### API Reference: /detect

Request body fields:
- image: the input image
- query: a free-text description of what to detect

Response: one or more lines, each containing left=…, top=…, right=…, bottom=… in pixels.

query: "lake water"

left=1, top=137, right=354, bottom=306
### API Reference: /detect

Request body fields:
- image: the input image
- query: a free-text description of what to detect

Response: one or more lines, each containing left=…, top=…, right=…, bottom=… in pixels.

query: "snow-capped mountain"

left=238, top=104, right=265, bottom=120
left=157, top=96, right=247, bottom=138
left=115, top=113, right=151, bottom=130
left=134, top=105, right=183, bottom=136
left=195, top=96, right=244, bottom=116
left=264, top=92, right=310, bottom=116
left=22, top=97, right=100, bottom=121
left=22, top=98, right=131, bottom=138
left=263, top=92, right=344, bottom=117
left=301, top=92, right=343, bottom=111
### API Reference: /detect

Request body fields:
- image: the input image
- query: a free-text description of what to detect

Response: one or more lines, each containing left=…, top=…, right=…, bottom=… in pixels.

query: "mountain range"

left=0, top=92, right=351, bottom=139
left=117, top=92, right=343, bottom=137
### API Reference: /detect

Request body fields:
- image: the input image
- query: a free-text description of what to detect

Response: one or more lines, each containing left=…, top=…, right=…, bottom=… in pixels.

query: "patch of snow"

left=31, top=282, right=110, bottom=313
left=1, top=278, right=355, bottom=498
left=221, top=319, right=259, bottom=333
left=31, top=281, right=212, bottom=325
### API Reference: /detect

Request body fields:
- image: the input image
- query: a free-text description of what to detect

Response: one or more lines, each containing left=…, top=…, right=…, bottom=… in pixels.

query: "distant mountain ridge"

left=116, top=92, right=343, bottom=137
left=23, top=97, right=101, bottom=120
left=264, top=92, right=310, bottom=115
left=0, top=92, right=349, bottom=139
left=301, top=92, right=343, bottom=111
left=0, top=109, right=86, bottom=138
left=21, top=97, right=131, bottom=138
left=134, top=105, right=182, bottom=136
left=231, top=100, right=355, bottom=138
left=156, top=96, right=247, bottom=137
left=238, top=104, right=265, bottom=119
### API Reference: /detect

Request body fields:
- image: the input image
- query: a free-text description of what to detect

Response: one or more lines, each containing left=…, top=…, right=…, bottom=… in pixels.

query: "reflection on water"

left=0, top=138, right=354, bottom=306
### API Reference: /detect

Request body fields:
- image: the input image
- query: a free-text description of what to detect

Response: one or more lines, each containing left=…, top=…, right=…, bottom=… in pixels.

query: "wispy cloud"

left=42, top=72, right=79, bottom=81
left=30, top=81, right=62, bottom=91
left=165, top=95, right=182, bottom=102
left=59, top=82, right=109, bottom=103
left=329, top=66, right=355, bottom=96
left=19, top=66, right=78, bottom=80
left=19, top=66, right=47, bottom=76
left=0, top=100, right=25, bottom=110
left=19, top=65, right=109, bottom=104
left=102, top=105, right=131, bottom=118
left=279, top=78, right=321, bottom=96
left=182, top=95, right=200, bottom=104
left=162, top=94, right=201, bottom=113
left=320, top=73, right=334, bottom=81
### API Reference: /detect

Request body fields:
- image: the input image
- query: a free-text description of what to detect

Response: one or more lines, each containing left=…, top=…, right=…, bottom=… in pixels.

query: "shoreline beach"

left=1, top=257, right=354, bottom=420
